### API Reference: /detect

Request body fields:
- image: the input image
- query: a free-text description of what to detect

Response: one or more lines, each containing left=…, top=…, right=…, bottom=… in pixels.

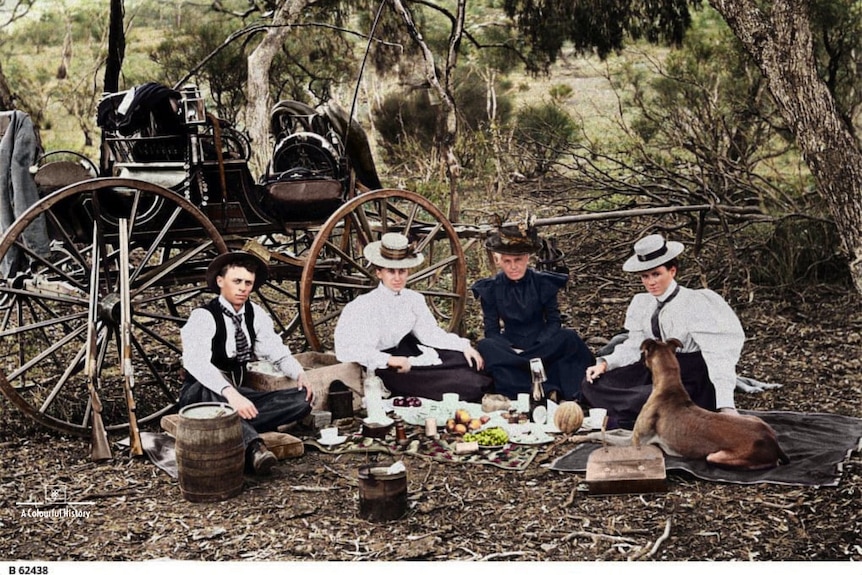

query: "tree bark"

left=104, top=0, right=125, bottom=93
left=710, top=0, right=862, bottom=295
left=389, top=0, right=464, bottom=222
left=246, top=0, right=309, bottom=177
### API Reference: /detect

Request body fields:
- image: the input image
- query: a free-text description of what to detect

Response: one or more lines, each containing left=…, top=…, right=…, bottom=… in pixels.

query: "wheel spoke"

left=38, top=339, right=87, bottom=414
left=0, top=179, right=226, bottom=435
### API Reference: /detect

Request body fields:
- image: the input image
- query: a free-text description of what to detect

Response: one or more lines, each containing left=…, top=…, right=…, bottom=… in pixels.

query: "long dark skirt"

left=580, top=351, right=717, bottom=429
left=476, top=329, right=594, bottom=400
left=377, top=334, right=493, bottom=402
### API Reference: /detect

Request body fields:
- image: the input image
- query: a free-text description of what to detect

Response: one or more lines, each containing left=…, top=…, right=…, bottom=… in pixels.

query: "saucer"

left=318, top=435, right=348, bottom=447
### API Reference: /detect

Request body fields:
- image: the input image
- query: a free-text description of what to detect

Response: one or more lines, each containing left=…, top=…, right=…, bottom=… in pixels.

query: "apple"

left=468, top=418, right=482, bottom=430
left=455, top=409, right=472, bottom=425
left=446, top=418, right=456, bottom=432
left=479, top=415, right=491, bottom=424
left=454, top=423, right=468, bottom=435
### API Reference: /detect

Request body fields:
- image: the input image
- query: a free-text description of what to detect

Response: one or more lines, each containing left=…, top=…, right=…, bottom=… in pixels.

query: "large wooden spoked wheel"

left=0, top=178, right=227, bottom=436
left=299, top=188, right=466, bottom=352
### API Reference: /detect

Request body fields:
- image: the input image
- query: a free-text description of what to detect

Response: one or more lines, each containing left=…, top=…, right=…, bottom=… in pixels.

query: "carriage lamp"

left=180, top=84, right=206, bottom=126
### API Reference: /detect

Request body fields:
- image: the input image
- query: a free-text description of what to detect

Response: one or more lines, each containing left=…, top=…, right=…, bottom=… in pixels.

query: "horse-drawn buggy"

left=0, top=83, right=470, bottom=439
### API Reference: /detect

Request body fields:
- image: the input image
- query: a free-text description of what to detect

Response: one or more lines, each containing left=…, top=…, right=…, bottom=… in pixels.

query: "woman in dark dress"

left=470, top=223, right=594, bottom=401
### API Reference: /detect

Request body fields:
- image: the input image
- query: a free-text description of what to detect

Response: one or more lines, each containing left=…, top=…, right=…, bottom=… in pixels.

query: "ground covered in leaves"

left=2, top=190, right=861, bottom=562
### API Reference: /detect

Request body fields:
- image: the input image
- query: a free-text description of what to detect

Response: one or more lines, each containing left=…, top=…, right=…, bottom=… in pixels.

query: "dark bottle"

left=528, top=358, right=548, bottom=424
left=393, top=415, right=409, bottom=446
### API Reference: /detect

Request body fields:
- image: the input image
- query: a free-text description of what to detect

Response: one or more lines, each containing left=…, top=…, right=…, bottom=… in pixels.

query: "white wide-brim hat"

left=363, top=233, right=425, bottom=269
left=622, top=234, right=685, bottom=272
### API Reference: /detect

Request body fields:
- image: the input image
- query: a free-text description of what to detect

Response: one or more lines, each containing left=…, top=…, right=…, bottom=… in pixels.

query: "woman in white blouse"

left=582, top=234, right=745, bottom=429
left=334, top=233, right=491, bottom=401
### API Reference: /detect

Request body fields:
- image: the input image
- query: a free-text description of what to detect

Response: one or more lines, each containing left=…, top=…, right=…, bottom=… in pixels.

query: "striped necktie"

left=650, top=285, right=680, bottom=340
left=221, top=304, right=252, bottom=362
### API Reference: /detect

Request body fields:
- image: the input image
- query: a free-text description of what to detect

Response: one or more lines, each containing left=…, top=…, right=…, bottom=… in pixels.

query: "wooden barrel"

left=176, top=402, right=245, bottom=503
left=357, top=464, right=407, bottom=522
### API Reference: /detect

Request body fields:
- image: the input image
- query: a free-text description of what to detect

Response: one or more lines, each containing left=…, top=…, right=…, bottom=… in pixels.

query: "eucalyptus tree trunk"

left=389, top=0, right=465, bottom=222
left=104, top=0, right=125, bottom=93
left=710, top=0, right=862, bottom=295
left=246, top=0, right=310, bottom=177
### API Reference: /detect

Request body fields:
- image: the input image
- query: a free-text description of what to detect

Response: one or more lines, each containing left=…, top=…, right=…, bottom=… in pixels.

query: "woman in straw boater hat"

left=334, top=233, right=492, bottom=401
left=470, top=221, right=594, bottom=402
left=180, top=248, right=312, bottom=474
left=582, top=233, right=745, bottom=429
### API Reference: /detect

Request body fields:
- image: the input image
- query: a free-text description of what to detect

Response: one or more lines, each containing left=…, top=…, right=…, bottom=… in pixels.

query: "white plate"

left=508, top=434, right=554, bottom=446
left=505, top=423, right=554, bottom=445
left=318, top=436, right=348, bottom=447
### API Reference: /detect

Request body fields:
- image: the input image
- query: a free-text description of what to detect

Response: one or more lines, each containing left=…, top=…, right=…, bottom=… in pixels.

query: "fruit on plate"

left=445, top=410, right=490, bottom=435
left=454, top=409, right=472, bottom=425
left=463, top=427, right=509, bottom=446
left=553, top=401, right=584, bottom=433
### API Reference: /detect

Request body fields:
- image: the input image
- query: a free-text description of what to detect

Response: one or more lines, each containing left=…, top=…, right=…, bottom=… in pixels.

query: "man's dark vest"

left=191, top=298, right=257, bottom=386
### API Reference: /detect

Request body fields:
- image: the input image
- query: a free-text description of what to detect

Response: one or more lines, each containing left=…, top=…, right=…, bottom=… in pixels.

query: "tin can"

left=424, top=418, right=437, bottom=436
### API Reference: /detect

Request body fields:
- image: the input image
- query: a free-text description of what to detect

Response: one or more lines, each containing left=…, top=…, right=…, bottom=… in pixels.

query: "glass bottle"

left=393, top=415, right=409, bottom=446
left=529, top=358, right=548, bottom=424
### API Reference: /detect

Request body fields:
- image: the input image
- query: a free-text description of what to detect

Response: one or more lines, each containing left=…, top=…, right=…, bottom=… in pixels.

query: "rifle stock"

left=88, top=328, right=112, bottom=461
left=119, top=218, right=143, bottom=457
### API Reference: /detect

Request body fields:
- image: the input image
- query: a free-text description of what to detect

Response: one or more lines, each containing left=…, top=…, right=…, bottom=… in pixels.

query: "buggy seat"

left=260, top=100, right=350, bottom=224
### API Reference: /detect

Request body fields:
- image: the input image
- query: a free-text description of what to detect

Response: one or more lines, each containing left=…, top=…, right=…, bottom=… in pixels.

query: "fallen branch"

left=407, top=530, right=446, bottom=541
left=646, top=518, right=672, bottom=559
left=562, top=531, right=638, bottom=544
left=480, top=551, right=527, bottom=561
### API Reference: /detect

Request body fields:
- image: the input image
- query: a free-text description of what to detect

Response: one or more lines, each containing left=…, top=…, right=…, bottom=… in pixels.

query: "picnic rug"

left=137, top=431, right=542, bottom=479
left=549, top=410, right=862, bottom=487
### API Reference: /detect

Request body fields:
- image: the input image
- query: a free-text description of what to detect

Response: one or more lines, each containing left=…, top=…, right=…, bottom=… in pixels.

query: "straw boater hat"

left=206, top=242, right=271, bottom=293
left=485, top=218, right=542, bottom=255
left=622, top=234, right=685, bottom=272
left=364, top=233, right=425, bottom=269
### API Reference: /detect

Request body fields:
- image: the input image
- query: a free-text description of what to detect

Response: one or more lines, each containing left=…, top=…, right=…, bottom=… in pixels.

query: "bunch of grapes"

left=462, top=427, right=508, bottom=446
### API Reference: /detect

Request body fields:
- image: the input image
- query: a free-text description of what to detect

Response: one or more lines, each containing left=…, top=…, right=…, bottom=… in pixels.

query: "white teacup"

left=320, top=427, right=339, bottom=442
left=588, top=408, right=607, bottom=429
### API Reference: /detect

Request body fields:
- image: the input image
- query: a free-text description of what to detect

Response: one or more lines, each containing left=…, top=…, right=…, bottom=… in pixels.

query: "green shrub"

left=511, top=102, right=578, bottom=176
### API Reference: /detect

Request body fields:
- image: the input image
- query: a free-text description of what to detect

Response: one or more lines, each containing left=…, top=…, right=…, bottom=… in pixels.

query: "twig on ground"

left=646, top=518, right=672, bottom=558
left=562, top=531, right=638, bottom=544
left=323, top=463, right=357, bottom=485
left=480, top=551, right=528, bottom=561
left=407, top=530, right=446, bottom=541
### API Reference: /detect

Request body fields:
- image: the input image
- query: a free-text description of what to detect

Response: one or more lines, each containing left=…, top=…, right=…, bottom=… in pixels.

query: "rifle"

left=118, top=218, right=143, bottom=456
left=87, top=227, right=112, bottom=461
